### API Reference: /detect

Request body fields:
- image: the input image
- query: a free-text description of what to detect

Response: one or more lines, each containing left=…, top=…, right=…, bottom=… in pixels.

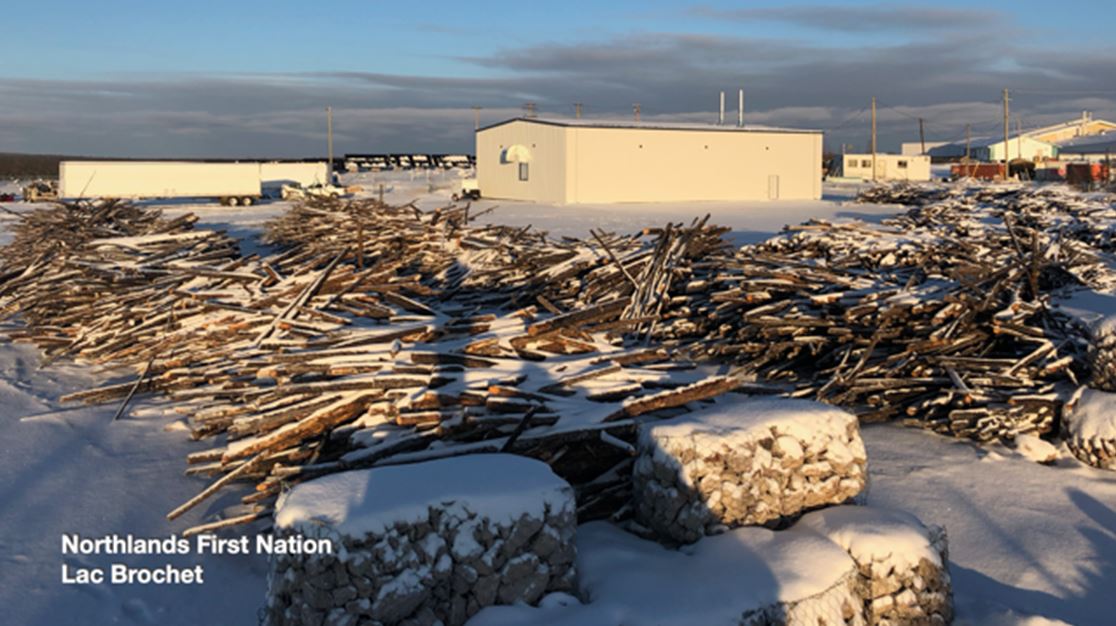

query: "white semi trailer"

left=259, top=162, right=331, bottom=191
left=59, top=161, right=264, bottom=205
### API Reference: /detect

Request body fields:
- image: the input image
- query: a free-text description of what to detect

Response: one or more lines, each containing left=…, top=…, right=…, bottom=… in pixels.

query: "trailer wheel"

left=241, top=196, right=254, bottom=206
left=227, top=197, right=240, bottom=206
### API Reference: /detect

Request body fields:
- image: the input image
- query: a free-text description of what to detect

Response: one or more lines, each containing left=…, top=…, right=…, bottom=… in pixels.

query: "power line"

left=1009, top=88, right=1116, bottom=96
left=819, top=107, right=868, bottom=132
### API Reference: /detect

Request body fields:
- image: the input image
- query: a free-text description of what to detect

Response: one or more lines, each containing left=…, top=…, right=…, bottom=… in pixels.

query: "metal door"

left=767, top=175, right=780, bottom=200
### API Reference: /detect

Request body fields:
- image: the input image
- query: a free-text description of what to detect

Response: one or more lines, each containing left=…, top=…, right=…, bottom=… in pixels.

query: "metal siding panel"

left=571, top=128, right=821, bottom=202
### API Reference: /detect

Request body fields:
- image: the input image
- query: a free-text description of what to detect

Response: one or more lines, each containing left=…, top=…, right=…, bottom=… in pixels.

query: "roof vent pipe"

left=719, top=91, right=725, bottom=126
left=738, top=88, right=744, bottom=127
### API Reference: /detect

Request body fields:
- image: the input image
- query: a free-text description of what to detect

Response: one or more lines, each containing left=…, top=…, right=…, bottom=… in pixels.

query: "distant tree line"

left=0, top=153, right=81, bottom=178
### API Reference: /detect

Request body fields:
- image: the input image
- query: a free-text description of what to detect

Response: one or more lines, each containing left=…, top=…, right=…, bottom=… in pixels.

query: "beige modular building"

left=837, top=154, right=931, bottom=181
left=475, top=117, right=822, bottom=204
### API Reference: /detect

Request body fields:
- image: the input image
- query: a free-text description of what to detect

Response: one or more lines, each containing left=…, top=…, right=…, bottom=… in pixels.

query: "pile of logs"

left=2, top=185, right=1112, bottom=533
left=854, top=182, right=957, bottom=207
left=0, top=200, right=241, bottom=365
left=1, top=198, right=741, bottom=534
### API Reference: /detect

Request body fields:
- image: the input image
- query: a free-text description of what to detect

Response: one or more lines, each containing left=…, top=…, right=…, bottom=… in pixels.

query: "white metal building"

left=475, top=118, right=822, bottom=204
left=928, top=135, right=1056, bottom=162
left=837, top=154, right=931, bottom=181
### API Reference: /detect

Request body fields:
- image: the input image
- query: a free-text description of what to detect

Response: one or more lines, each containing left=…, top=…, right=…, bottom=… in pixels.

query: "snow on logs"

left=1064, top=388, right=1116, bottom=470
left=265, top=455, right=577, bottom=626
left=1087, top=315, right=1116, bottom=392
left=800, top=506, right=953, bottom=626
left=633, top=397, right=867, bottom=544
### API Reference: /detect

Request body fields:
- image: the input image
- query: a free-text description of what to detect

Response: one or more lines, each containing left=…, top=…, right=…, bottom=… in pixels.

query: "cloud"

left=689, top=4, right=1002, bottom=33
left=3, top=25, right=1116, bottom=157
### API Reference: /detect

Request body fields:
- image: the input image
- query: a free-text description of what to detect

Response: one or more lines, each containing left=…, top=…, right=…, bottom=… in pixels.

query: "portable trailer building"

left=837, top=154, right=931, bottom=181
left=475, top=117, right=822, bottom=204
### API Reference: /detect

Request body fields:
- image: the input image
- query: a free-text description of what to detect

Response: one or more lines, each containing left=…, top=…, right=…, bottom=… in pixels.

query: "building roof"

left=1059, top=136, right=1116, bottom=154
left=1056, top=131, right=1116, bottom=149
left=477, top=116, right=821, bottom=135
left=1025, top=116, right=1116, bottom=141
left=842, top=153, right=927, bottom=159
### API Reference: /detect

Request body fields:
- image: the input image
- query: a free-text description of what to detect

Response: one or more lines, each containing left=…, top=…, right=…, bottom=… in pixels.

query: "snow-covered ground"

left=343, top=170, right=894, bottom=245
left=0, top=344, right=268, bottom=626
left=862, top=425, right=1116, bottom=626
left=2, top=174, right=1113, bottom=625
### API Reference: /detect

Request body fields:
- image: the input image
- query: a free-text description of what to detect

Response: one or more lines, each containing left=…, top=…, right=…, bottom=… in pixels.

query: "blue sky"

left=2, top=1, right=1115, bottom=156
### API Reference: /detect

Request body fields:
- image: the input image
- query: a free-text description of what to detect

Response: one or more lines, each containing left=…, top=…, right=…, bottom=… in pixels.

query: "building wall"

left=900, top=142, right=947, bottom=156
left=980, top=137, right=1057, bottom=162
left=564, top=127, right=821, bottom=203
left=1061, top=151, right=1116, bottom=163
left=476, top=121, right=568, bottom=203
left=839, top=154, right=931, bottom=181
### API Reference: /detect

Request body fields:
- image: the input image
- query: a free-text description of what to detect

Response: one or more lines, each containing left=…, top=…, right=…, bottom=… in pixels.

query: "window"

left=861, top=160, right=872, bottom=168
left=518, top=163, right=529, bottom=181
left=897, top=160, right=908, bottom=169
left=847, top=158, right=858, bottom=168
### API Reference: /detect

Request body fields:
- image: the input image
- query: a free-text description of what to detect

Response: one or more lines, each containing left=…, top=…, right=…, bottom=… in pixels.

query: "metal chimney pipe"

left=719, top=91, right=725, bottom=125
left=738, top=89, right=744, bottom=127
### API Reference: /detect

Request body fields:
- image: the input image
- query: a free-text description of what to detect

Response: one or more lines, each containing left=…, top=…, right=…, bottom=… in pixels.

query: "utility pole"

left=870, top=96, right=877, bottom=182
left=472, top=106, right=481, bottom=130
left=1002, top=88, right=1010, bottom=180
left=326, top=106, right=333, bottom=183
left=719, top=91, right=725, bottom=125
left=633, top=103, right=641, bottom=122
left=965, top=123, right=972, bottom=177
left=524, top=102, right=537, bottom=118
left=918, top=118, right=926, bottom=154
left=574, top=102, right=583, bottom=119
left=738, top=88, right=744, bottom=127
